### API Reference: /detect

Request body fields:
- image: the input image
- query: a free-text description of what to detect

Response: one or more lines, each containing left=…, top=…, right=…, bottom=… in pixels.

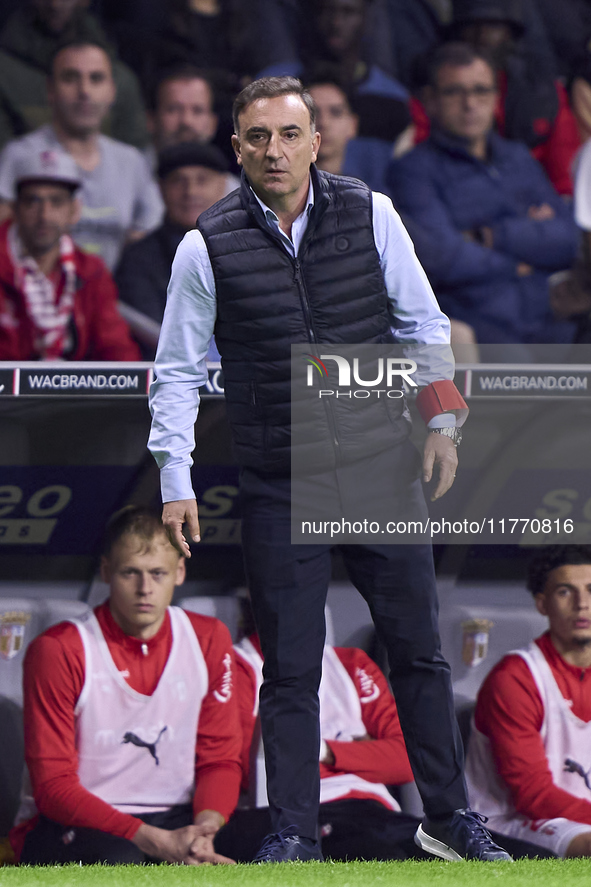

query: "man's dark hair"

left=302, top=65, right=355, bottom=112
left=150, top=64, right=215, bottom=113
left=527, top=546, right=591, bottom=597
left=427, top=41, right=496, bottom=88
left=232, top=76, right=316, bottom=134
left=102, top=505, right=172, bottom=557
left=49, top=37, right=114, bottom=78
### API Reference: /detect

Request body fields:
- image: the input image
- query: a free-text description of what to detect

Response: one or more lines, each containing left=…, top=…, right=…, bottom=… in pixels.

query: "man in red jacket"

left=0, top=147, right=139, bottom=361
left=9, top=506, right=240, bottom=865
left=466, top=545, right=591, bottom=857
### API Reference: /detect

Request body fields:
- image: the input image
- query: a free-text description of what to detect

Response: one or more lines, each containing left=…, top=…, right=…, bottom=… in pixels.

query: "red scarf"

left=8, top=223, right=77, bottom=359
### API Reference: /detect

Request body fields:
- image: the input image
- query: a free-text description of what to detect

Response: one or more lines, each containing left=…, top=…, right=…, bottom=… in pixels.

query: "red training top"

left=474, top=631, right=591, bottom=825
left=236, top=634, right=413, bottom=801
left=9, top=603, right=242, bottom=860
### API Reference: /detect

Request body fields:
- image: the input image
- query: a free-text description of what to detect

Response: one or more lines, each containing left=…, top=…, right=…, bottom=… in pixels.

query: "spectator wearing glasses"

left=387, top=42, right=578, bottom=347
left=449, top=0, right=580, bottom=197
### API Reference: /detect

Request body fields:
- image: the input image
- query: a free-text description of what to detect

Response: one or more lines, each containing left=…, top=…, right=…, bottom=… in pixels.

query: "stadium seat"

left=325, top=583, right=374, bottom=650
left=0, top=599, right=42, bottom=704
left=242, top=716, right=268, bottom=809
left=0, top=695, right=24, bottom=837
left=85, top=576, right=110, bottom=607
left=455, top=699, right=476, bottom=752
left=396, top=780, right=424, bottom=818
left=0, top=581, right=85, bottom=601
left=179, top=595, right=242, bottom=641
left=37, top=599, right=90, bottom=634
left=438, top=582, right=548, bottom=703
left=0, top=598, right=90, bottom=704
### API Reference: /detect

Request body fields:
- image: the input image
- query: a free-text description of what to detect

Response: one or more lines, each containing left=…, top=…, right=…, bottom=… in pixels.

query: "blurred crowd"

left=2, top=0, right=591, bottom=359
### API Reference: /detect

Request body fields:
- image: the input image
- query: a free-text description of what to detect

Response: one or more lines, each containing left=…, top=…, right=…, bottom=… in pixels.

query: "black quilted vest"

left=197, top=166, right=410, bottom=474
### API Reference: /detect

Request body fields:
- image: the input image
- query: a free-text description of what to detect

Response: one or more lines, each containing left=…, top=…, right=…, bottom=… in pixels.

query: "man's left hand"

left=422, top=433, right=458, bottom=501
left=183, top=810, right=235, bottom=865
left=183, top=835, right=235, bottom=866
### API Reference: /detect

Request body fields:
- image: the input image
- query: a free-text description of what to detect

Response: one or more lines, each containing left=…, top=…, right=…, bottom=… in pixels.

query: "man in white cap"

left=0, top=146, right=139, bottom=360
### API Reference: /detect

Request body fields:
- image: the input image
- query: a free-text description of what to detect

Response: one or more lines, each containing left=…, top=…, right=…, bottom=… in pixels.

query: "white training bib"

left=466, top=642, right=591, bottom=819
left=235, top=638, right=398, bottom=811
left=73, top=606, right=208, bottom=814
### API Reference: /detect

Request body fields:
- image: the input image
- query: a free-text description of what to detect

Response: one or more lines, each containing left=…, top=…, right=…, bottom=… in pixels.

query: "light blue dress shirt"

left=149, top=179, right=454, bottom=502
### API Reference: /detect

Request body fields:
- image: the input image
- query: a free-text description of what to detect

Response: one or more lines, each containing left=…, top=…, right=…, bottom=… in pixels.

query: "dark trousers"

left=21, top=805, right=193, bottom=865
left=214, top=802, right=556, bottom=862
left=240, top=467, right=468, bottom=842
left=215, top=801, right=428, bottom=861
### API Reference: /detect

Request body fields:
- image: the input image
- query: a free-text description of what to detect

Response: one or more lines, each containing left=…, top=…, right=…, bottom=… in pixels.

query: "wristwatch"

left=429, top=426, right=462, bottom=447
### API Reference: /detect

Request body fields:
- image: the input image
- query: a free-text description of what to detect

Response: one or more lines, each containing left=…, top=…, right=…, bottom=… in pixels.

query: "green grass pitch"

left=2, top=859, right=591, bottom=887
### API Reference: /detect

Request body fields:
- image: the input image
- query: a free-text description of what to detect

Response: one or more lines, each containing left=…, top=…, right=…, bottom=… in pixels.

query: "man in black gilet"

left=148, top=76, right=511, bottom=864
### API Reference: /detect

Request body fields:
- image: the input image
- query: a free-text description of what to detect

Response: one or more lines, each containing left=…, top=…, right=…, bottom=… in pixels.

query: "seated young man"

left=9, top=506, right=240, bottom=866
left=466, top=545, right=591, bottom=858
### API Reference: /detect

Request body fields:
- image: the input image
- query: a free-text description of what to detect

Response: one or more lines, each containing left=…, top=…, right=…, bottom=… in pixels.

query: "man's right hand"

left=132, top=822, right=235, bottom=865
left=162, top=499, right=201, bottom=558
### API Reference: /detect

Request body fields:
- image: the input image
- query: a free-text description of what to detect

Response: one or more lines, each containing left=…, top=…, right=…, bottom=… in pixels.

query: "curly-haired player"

left=466, top=545, right=591, bottom=857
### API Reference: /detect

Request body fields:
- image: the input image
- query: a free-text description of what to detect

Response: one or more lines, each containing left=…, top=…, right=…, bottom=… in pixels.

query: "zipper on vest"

left=293, top=259, right=315, bottom=342
left=293, top=257, right=341, bottom=460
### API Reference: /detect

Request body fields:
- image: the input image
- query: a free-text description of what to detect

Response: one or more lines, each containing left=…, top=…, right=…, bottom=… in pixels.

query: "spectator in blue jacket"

left=386, top=42, right=578, bottom=346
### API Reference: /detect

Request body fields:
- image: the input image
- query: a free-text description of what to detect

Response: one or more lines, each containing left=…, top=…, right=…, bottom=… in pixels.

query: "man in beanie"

left=115, top=141, right=230, bottom=359
left=0, top=145, right=139, bottom=360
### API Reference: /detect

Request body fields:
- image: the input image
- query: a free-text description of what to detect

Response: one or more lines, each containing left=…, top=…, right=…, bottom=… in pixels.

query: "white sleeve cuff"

left=427, top=413, right=456, bottom=429
left=161, top=467, right=196, bottom=503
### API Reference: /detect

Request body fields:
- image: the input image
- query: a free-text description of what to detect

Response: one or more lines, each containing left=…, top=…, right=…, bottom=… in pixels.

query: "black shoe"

left=253, top=829, right=324, bottom=863
left=415, top=809, right=513, bottom=861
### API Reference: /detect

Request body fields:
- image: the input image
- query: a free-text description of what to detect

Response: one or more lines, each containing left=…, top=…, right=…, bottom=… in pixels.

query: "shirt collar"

left=98, top=600, right=171, bottom=653
left=250, top=175, right=314, bottom=223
